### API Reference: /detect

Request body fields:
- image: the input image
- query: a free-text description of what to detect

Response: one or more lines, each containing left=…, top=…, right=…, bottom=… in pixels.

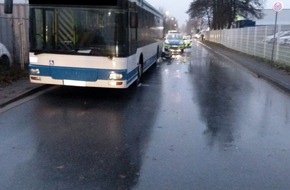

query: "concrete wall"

left=0, top=4, right=29, bottom=67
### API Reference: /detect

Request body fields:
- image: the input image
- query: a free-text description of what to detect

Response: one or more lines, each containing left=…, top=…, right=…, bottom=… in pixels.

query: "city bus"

left=4, top=0, right=164, bottom=88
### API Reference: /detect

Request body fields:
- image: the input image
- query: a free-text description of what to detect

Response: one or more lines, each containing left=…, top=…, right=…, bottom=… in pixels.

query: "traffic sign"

left=273, top=1, right=283, bottom=12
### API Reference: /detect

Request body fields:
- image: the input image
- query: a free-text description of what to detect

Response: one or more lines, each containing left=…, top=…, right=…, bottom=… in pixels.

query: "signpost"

left=271, top=1, right=283, bottom=63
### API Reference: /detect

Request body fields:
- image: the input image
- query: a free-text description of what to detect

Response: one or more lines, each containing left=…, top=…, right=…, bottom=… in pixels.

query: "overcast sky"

left=146, top=0, right=290, bottom=26
left=2, top=0, right=289, bottom=25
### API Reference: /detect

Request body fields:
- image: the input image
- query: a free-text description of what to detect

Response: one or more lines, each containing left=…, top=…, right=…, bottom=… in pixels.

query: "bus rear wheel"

left=135, top=59, right=143, bottom=86
left=153, top=47, right=159, bottom=66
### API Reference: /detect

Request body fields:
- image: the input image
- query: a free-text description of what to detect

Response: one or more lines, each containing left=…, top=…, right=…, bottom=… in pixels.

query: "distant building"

left=255, top=9, right=290, bottom=25
left=233, top=19, right=256, bottom=28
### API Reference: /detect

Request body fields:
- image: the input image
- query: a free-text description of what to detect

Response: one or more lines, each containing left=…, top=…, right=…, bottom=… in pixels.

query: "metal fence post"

left=271, top=12, right=278, bottom=63
left=246, top=27, right=250, bottom=54
left=253, top=27, right=257, bottom=56
left=263, top=26, right=267, bottom=58
left=275, top=24, right=281, bottom=62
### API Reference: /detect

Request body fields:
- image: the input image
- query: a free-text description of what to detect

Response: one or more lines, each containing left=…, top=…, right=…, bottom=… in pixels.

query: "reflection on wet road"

left=1, top=41, right=290, bottom=190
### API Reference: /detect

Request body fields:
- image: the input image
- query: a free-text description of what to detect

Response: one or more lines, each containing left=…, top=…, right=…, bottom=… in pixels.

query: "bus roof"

left=29, top=0, right=118, bottom=6
left=139, top=0, right=163, bottom=18
left=28, top=0, right=162, bottom=18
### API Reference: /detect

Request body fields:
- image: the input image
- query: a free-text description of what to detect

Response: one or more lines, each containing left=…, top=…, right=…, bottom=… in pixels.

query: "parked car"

left=263, top=31, right=290, bottom=43
left=277, top=35, right=290, bottom=46
left=163, top=33, right=185, bottom=57
left=0, top=42, right=12, bottom=69
left=183, top=35, right=192, bottom=48
left=193, top=33, right=201, bottom=39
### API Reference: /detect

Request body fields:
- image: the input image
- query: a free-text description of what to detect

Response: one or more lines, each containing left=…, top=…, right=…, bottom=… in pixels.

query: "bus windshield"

left=29, top=7, right=128, bottom=57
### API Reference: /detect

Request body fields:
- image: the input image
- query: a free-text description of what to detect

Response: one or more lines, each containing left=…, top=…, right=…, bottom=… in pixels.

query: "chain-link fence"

left=206, top=25, right=290, bottom=66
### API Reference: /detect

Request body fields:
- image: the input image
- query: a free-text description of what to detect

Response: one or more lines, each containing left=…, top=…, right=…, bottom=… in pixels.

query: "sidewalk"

left=201, top=41, right=290, bottom=94
left=1, top=41, right=290, bottom=108
left=0, top=78, right=44, bottom=108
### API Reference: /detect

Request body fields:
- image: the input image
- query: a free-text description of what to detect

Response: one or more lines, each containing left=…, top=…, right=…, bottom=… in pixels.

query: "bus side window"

left=130, top=12, right=138, bottom=28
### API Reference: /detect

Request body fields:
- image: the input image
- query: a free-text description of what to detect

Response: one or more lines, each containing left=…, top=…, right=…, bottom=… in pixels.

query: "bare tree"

left=185, top=18, right=201, bottom=35
left=187, top=0, right=213, bottom=28
left=187, top=0, right=264, bottom=30
left=158, top=7, right=179, bottom=35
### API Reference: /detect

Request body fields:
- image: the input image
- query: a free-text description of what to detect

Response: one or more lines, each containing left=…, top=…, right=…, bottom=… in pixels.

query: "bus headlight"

left=30, top=68, right=40, bottom=75
left=109, top=72, right=123, bottom=80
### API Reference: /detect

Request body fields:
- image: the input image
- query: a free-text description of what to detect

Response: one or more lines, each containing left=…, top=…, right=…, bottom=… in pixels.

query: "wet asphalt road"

left=1, top=41, right=290, bottom=190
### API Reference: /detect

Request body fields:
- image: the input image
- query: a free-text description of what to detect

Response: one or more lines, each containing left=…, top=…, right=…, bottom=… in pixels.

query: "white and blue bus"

left=5, top=0, right=164, bottom=88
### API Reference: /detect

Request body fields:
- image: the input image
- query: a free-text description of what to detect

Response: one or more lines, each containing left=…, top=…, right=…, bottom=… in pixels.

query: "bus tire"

left=0, top=55, right=10, bottom=70
left=153, top=47, right=159, bottom=66
left=135, top=57, right=143, bottom=86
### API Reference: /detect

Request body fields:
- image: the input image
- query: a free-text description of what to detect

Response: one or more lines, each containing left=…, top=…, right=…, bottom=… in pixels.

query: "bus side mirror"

left=4, top=0, right=13, bottom=14
left=130, top=12, right=138, bottom=28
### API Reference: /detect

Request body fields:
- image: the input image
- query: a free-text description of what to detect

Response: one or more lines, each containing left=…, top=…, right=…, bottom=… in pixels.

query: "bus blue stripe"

left=144, top=54, right=157, bottom=71
left=29, top=65, right=127, bottom=81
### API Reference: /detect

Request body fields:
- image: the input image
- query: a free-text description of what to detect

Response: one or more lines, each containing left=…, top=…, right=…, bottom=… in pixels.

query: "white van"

left=0, top=42, right=12, bottom=68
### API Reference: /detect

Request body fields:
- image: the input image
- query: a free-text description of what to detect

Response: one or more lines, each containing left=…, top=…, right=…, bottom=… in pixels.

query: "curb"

left=0, top=85, right=49, bottom=108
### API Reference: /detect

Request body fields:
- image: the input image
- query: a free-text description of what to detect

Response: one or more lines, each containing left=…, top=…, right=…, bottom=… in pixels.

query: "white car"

left=0, top=42, right=12, bottom=68
left=277, top=35, right=290, bottom=46
left=263, top=31, right=290, bottom=43
left=193, top=33, right=201, bottom=39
